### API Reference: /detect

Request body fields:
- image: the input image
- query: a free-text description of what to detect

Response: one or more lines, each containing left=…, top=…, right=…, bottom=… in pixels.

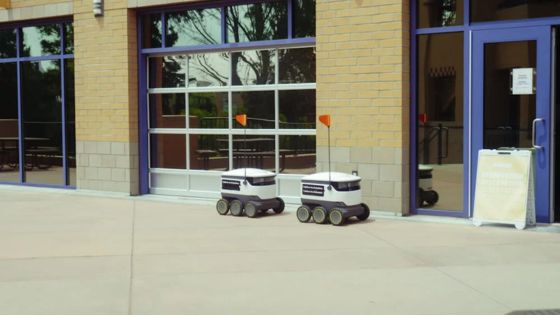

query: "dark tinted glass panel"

left=189, top=53, right=229, bottom=87
left=417, top=33, right=463, bottom=211
left=189, top=92, right=228, bottom=129
left=149, top=56, right=187, bottom=88
left=64, top=23, right=74, bottom=55
left=279, top=135, right=316, bottom=174
left=0, top=28, right=17, bottom=58
left=166, top=8, right=221, bottom=47
left=227, top=1, right=287, bottom=43
left=279, top=90, right=316, bottom=129
left=279, top=47, right=316, bottom=83
left=189, top=134, right=229, bottom=171
left=232, top=50, right=275, bottom=85
left=149, top=94, right=186, bottom=128
left=232, top=91, right=275, bottom=129
left=21, top=61, right=63, bottom=185
left=417, top=0, right=463, bottom=28
left=484, top=41, right=536, bottom=149
left=0, top=63, right=19, bottom=183
left=293, top=0, right=316, bottom=37
left=142, top=14, right=162, bottom=48
left=65, top=60, right=76, bottom=186
left=150, top=134, right=186, bottom=169
left=232, top=135, right=275, bottom=171
left=471, top=0, right=560, bottom=22
left=22, top=25, right=61, bottom=57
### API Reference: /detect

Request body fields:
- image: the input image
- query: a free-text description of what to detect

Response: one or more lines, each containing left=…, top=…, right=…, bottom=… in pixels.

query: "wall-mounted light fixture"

left=93, top=0, right=103, bottom=17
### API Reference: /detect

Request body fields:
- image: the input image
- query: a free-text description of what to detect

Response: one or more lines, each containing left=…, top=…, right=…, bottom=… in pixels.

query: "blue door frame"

left=471, top=26, right=552, bottom=223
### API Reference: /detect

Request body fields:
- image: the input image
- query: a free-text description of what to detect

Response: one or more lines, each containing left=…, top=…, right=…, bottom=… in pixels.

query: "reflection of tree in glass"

left=64, top=24, right=74, bottom=54
left=0, top=29, right=17, bottom=58
left=166, top=9, right=220, bottom=47
left=278, top=48, right=315, bottom=84
left=232, top=50, right=274, bottom=85
left=162, top=56, right=187, bottom=87
left=189, top=54, right=228, bottom=86
left=293, top=0, right=316, bottom=38
left=22, top=25, right=61, bottom=56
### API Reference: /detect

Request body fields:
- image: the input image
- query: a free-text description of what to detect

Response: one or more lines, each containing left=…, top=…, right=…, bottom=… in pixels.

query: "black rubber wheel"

left=329, top=208, right=345, bottom=226
left=273, top=198, right=285, bottom=214
left=245, top=201, right=258, bottom=218
left=216, top=198, right=230, bottom=215
left=356, top=203, right=370, bottom=221
left=312, top=206, right=328, bottom=224
left=230, top=199, right=244, bottom=216
left=296, top=205, right=311, bottom=223
left=423, top=190, right=439, bottom=206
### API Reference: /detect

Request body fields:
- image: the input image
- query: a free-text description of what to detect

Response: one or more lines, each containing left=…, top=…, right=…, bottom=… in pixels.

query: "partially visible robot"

left=418, top=164, right=439, bottom=207
left=216, top=168, right=284, bottom=218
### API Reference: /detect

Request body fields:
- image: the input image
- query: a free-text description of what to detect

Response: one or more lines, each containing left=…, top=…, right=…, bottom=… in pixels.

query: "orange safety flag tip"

left=235, top=114, right=247, bottom=127
left=319, top=115, right=331, bottom=127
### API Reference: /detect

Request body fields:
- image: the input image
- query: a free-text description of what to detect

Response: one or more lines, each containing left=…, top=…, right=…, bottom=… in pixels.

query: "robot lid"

left=302, top=172, right=361, bottom=183
left=222, top=168, right=276, bottom=178
left=418, top=164, right=433, bottom=171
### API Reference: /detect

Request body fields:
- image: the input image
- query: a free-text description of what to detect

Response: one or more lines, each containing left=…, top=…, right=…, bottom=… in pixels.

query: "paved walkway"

left=0, top=187, right=559, bottom=315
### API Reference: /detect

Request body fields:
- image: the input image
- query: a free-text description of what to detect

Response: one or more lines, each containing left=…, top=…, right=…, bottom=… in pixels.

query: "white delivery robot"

left=418, top=164, right=439, bottom=207
left=296, top=171, right=369, bottom=225
left=216, top=168, right=284, bottom=218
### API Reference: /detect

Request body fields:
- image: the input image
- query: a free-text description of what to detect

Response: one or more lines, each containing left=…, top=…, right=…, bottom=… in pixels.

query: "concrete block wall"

left=316, top=0, right=410, bottom=215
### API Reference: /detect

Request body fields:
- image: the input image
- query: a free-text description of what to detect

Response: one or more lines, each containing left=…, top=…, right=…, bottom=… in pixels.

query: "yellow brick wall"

left=0, top=0, right=10, bottom=8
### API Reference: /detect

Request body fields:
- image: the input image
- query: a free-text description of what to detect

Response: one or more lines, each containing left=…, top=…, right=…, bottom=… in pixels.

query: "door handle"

left=532, top=118, right=544, bottom=150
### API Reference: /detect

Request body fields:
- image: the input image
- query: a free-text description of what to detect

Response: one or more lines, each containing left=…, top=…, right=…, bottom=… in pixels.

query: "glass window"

left=22, top=25, right=61, bottom=57
left=232, top=91, right=275, bottom=129
left=232, top=135, right=275, bottom=172
left=279, top=47, right=316, bottom=84
left=279, top=90, right=316, bottom=129
left=188, top=92, right=228, bottom=129
left=149, top=56, right=188, bottom=88
left=64, top=23, right=74, bottom=55
left=0, top=28, right=17, bottom=58
left=417, top=0, right=463, bottom=28
left=166, top=8, right=221, bottom=47
left=65, top=60, right=76, bottom=186
left=0, top=63, right=19, bottom=183
left=293, top=0, right=316, bottom=38
left=142, top=14, right=162, bottom=48
left=471, top=0, right=560, bottom=23
left=149, top=94, right=186, bottom=128
left=227, top=1, right=288, bottom=43
left=189, top=134, right=229, bottom=170
left=232, top=50, right=275, bottom=85
left=188, top=53, right=229, bottom=87
left=279, top=135, right=316, bottom=174
left=417, top=32, right=463, bottom=211
left=150, top=134, right=186, bottom=169
left=21, top=60, right=63, bottom=185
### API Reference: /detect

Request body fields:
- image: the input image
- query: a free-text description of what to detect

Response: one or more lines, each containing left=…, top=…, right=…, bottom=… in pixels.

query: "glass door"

left=472, top=27, right=552, bottom=223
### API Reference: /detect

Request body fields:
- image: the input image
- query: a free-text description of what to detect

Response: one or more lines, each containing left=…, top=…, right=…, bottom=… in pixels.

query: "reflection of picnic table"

left=0, top=137, right=55, bottom=170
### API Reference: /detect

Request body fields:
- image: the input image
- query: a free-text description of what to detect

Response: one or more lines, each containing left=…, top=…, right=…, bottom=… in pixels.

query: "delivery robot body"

left=216, top=168, right=284, bottom=218
left=297, top=172, right=370, bottom=226
left=418, top=164, right=439, bottom=207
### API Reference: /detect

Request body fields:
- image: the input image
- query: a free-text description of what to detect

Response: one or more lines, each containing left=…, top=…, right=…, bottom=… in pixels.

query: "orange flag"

left=235, top=114, right=247, bottom=127
left=319, top=115, right=331, bottom=127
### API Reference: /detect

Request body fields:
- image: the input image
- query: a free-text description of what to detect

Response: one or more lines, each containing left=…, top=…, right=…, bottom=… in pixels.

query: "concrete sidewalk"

left=0, top=187, right=559, bottom=315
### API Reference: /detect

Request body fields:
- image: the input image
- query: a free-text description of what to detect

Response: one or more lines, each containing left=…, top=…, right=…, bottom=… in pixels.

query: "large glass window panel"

left=279, top=135, right=316, bottom=174
left=279, top=90, right=316, bottom=129
left=279, top=47, right=316, bottom=84
left=226, top=1, right=288, bottom=43
left=64, top=23, right=74, bottom=55
left=188, top=53, right=229, bottom=87
left=417, top=33, right=464, bottom=211
left=232, top=91, right=275, bottom=129
left=0, top=63, right=19, bottom=183
left=189, top=134, right=229, bottom=171
left=232, top=50, right=275, bottom=85
left=166, top=8, right=221, bottom=47
left=471, top=0, right=560, bottom=23
left=149, top=94, right=186, bottom=128
left=65, top=60, right=76, bottom=186
left=232, top=135, right=275, bottom=171
left=417, top=0, right=463, bottom=28
left=189, top=92, right=228, bottom=129
left=293, top=0, right=316, bottom=38
left=0, top=28, right=17, bottom=58
left=150, top=134, right=186, bottom=169
left=22, top=25, right=61, bottom=57
left=142, top=14, right=162, bottom=48
left=149, top=56, right=188, bottom=88
left=21, top=61, right=63, bottom=185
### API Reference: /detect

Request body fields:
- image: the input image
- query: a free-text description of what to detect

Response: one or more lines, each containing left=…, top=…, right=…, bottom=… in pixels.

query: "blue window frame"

left=0, top=19, right=75, bottom=189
